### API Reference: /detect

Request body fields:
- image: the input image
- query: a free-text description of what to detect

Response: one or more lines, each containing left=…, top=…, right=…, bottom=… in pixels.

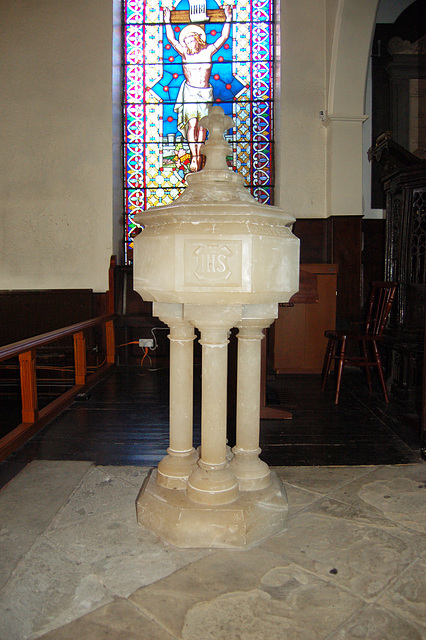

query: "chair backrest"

left=365, top=282, right=398, bottom=337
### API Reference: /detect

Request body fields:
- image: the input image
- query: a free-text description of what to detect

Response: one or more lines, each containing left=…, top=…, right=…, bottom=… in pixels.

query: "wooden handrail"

left=0, top=313, right=118, bottom=462
left=107, top=255, right=116, bottom=314
left=0, top=314, right=117, bottom=363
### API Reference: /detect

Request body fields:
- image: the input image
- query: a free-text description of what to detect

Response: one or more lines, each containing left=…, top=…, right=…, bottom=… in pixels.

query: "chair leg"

left=361, top=340, right=373, bottom=392
left=372, top=340, right=389, bottom=402
left=334, top=337, right=346, bottom=404
left=321, top=337, right=335, bottom=392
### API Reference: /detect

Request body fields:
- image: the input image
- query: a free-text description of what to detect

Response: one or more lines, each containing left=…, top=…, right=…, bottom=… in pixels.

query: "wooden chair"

left=321, top=282, right=397, bottom=404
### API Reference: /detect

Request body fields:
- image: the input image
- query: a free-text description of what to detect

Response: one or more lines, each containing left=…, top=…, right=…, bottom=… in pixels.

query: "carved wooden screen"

left=123, top=0, right=275, bottom=262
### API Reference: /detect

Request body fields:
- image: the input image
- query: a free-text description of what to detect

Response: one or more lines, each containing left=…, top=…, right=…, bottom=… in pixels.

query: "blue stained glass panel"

left=123, top=0, right=275, bottom=262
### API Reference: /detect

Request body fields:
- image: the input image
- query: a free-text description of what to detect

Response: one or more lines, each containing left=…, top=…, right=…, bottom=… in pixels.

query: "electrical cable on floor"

left=116, top=341, right=140, bottom=348
left=140, top=346, right=149, bottom=367
left=150, top=327, right=170, bottom=350
left=117, top=336, right=170, bottom=372
left=115, top=338, right=163, bottom=373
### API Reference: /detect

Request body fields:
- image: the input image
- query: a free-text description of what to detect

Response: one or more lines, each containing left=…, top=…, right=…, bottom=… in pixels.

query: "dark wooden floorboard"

left=0, top=365, right=422, bottom=489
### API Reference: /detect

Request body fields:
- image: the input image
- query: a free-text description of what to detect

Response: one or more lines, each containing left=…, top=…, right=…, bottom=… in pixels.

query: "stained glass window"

left=123, top=0, right=275, bottom=262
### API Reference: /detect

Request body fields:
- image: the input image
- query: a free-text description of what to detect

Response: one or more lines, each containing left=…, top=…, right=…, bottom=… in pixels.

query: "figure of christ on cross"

left=164, top=4, right=232, bottom=172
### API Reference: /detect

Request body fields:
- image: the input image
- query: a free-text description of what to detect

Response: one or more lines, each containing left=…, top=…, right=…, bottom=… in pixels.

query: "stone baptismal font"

left=133, top=107, right=300, bottom=548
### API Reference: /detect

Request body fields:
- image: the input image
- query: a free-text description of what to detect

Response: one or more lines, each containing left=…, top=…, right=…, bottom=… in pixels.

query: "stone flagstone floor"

left=0, top=460, right=425, bottom=639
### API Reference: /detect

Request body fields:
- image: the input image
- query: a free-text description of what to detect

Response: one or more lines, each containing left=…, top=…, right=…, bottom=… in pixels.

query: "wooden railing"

left=0, top=314, right=117, bottom=462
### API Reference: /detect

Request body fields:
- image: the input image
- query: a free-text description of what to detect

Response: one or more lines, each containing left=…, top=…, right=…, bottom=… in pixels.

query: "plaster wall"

left=0, top=0, right=113, bottom=292
left=0, top=0, right=382, bottom=291
left=325, top=0, right=340, bottom=100
left=275, top=0, right=326, bottom=217
left=323, top=0, right=380, bottom=217
left=276, top=0, right=380, bottom=218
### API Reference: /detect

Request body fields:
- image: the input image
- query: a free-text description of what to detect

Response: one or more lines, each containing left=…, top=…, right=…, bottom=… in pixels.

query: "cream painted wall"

left=276, top=0, right=380, bottom=219
left=0, top=0, right=383, bottom=292
left=275, top=0, right=326, bottom=217
left=325, top=0, right=340, bottom=101
left=0, top=0, right=113, bottom=292
left=323, top=0, right=379, bottom=217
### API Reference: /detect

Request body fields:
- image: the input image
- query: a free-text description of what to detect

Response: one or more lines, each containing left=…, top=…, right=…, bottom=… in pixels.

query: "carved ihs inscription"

left=194, top=245, right=232, bottom=282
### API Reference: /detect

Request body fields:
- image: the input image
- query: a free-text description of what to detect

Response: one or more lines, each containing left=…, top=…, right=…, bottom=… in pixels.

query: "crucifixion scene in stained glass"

left=123, top=0, right=274, bottom=261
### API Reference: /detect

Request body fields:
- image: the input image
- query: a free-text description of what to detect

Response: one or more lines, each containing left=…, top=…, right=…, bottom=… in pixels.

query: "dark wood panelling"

left=371, top=0, right=426, bottom=208
left=422, top=308, right=426, bottom=459
left=362, top=219, right=386, bottom=309
left=113, top=265, right=170, bottom=365
left=330, top=216, right=363, bottom=329
left=292, top=217, right=363, bottom=330
left=293, top=219, right=329, bottom=263
left=0, top=290, right=96, bottom=347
